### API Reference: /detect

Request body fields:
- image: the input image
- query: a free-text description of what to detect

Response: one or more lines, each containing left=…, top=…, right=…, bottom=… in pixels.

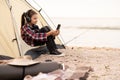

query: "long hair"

left=21, top=12, right=26, bottom=27
left=21, top=9, right=37, bottom=27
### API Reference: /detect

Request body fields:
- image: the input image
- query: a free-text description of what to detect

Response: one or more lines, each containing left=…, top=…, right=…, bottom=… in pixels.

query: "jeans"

left=25, top=26, right=57, bottom=59
left=38, top=26, right=57, bottom=52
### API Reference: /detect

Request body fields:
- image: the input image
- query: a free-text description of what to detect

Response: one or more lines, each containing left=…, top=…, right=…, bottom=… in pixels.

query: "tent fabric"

left=0, top=0, right=64, bottom=58
left=0, top=0, right=19, bottom=57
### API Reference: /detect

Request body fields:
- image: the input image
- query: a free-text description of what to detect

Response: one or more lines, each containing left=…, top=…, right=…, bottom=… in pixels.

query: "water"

left=61, top=28, right=120, bottom=48
left=51, top=17, right=120, bottom=28
left=51, top=18, right=120, bottom=48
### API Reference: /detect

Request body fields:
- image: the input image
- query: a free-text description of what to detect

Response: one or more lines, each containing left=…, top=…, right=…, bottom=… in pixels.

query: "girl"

left=21, top=9, right=62, bottom=57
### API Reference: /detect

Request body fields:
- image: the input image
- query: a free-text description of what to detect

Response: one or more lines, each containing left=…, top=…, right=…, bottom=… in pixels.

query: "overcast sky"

left=28, top=0, right=120, bottom=18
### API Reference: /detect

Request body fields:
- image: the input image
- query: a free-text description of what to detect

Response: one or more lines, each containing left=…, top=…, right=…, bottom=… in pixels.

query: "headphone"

left=24, top=12, right=31, bottom=23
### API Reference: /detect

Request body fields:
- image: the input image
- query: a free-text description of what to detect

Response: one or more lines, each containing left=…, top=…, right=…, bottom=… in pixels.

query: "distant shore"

left=64, top=26, right=120, bottom=30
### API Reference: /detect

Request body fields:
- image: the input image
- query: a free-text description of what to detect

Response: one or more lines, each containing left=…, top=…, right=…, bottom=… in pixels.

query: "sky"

left=27, top=0, right=120, bottom=18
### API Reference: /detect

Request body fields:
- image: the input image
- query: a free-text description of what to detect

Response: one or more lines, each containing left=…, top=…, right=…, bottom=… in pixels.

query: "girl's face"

left=31, top=14, right=38, bottom=25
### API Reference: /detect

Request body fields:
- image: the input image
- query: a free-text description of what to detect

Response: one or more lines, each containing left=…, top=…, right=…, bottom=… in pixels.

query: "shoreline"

left=65, top=46, right=120, bottom=50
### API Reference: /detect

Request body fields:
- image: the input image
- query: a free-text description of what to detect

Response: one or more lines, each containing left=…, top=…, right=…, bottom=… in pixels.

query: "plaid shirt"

left=21, top=24, right=47, bottom=47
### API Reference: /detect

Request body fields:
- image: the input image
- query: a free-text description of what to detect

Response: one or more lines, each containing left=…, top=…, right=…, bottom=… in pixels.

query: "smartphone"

left=56, top=24, right=61, bottom=30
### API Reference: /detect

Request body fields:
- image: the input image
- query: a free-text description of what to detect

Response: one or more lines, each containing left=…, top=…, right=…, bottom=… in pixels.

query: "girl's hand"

left=54, top=30, right=60, bottom=36
left=52, top=30, right=60, bottom=36
left=46, top=30, right=60, bottom=36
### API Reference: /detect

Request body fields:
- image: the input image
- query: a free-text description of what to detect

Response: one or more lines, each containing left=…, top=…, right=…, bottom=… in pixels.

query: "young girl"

left=21, top=9, right=62, bottom=56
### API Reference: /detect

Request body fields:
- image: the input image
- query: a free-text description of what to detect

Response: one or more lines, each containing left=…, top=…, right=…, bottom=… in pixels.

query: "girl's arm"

left=23, top=25, right=47, bottom=41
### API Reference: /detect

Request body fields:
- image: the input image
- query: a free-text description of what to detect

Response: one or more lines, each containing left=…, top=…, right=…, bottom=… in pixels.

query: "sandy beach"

left=36, top=46, right=120, bottom=80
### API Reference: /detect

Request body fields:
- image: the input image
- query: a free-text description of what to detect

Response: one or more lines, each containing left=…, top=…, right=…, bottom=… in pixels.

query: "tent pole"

left=25, top=0, right=66, bottom=48
left=5, top=0, right=22, bottom=56
left=32, top=0, right=66, bottom=46
left=32, top=0, right=91, bottom=47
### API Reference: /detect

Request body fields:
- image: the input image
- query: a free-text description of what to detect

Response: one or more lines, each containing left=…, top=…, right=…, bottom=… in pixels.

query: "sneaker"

left=50, top=50, right=62, bottom=55
left=50, top=50, right=65, bottom=56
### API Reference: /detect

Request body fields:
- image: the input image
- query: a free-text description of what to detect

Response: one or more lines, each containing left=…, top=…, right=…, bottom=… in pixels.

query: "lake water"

left=61, top=28, right=120, bottom=48
left=51, top=18, right=120, bottom=48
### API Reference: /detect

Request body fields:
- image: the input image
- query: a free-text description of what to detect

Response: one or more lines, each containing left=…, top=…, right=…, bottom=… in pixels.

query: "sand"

left=36, top=46, right=120, bottom=80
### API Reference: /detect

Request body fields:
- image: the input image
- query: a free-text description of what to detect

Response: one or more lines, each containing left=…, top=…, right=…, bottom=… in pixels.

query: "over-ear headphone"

left=24, top=12, right=31, bottom=23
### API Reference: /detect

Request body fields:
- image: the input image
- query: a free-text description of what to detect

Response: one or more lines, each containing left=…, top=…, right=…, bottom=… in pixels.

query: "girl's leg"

left=40, top=26, right=58, bottom=52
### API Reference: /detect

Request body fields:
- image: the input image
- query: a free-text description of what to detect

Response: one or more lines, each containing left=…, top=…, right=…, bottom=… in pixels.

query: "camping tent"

left=0, top=0, right=64, bottom=58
